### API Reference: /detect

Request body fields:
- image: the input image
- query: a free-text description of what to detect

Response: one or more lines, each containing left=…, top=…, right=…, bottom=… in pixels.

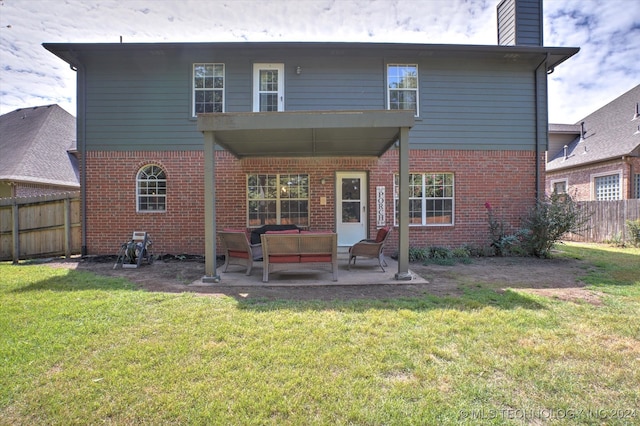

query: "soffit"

left=197, top=110, right=415, bottom=158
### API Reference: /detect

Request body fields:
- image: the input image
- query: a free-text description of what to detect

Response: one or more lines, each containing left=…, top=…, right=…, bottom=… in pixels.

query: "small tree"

left=520, top=193, right=589, bottom=258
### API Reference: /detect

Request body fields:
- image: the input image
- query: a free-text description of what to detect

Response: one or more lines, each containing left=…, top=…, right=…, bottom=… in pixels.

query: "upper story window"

left=137, top=164, right=167, bottom=212
left=193, top=63, right=224, bottom=116
left=635, top=174, right=640, bottom=198
left=387, top=64, right=419, bottom=117
left=394, top=173, right=454, bottom=226
left=253, top=64, right=284, bottom=112
left=247, top=173, right=309, bottom=227
left=594, top=173, right=621, bottom=200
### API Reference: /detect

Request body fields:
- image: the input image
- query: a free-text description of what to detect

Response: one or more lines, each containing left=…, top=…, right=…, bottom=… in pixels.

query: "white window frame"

left=394, top=172, right=454, bottom=226
left=247, top=173, right=309, bottom=227
left=253, top=63, right=284, bottom=112
left=591, top=170, right=622, bottom=200
left=386, top=64, right=419, bottom=117
left=136, top=164, right=167, bottom=213
left=551, top=178, right=568, bottom=195
left=192, top=63, right=225, bottom=116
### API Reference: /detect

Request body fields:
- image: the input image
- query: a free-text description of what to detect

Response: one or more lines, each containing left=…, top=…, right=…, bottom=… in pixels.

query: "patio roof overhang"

left=197, top=110, right=415, bottom=158
left=197, top=110, right=415, bottom=283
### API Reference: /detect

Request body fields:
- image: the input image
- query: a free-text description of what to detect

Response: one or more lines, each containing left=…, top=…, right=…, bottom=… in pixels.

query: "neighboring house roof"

left=0, top=104, right=79, bottom=188
left=547, top=84, right=640, bottom=171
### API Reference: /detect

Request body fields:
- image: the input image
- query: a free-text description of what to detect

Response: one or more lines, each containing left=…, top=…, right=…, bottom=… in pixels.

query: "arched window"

left=137, top=164, right=166, bottom=212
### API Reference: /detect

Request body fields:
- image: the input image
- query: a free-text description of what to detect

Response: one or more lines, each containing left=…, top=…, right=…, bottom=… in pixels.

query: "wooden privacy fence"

left=0, top=192, right=81, bottom=262
left=565, top=199, right=640, bottom=243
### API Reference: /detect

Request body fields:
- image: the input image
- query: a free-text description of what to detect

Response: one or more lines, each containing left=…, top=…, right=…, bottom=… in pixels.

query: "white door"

left=253, top=63, right=284, bottom=112
left=336, top=172, right=367, bottom=246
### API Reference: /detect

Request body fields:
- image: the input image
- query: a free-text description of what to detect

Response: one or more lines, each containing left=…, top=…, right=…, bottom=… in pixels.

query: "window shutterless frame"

left=136, top=164, right=167, bottom=213
left=394, top=172, right=454, bottom=226
left=591, top=170, right=622, bottom=200
left=247, top=173, right=309, bottom=227
left=253, top=63, right=284, bottom=112
left=193, top=63, right=225, bottom=116
left=386, top=64, right=419, bottom=117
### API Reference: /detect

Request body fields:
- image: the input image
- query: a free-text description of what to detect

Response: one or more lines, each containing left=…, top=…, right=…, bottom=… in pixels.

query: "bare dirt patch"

left=43, top=253, right=603, bottom=305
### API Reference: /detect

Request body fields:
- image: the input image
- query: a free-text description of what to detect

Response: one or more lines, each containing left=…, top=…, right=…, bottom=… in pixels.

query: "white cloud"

left=544, top=0, right=640, bottom=123
left=0, top=0, right=638, bottom=122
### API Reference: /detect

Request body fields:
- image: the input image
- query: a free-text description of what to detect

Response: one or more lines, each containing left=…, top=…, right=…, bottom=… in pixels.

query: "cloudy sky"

left=0, top=0, right=638, bottom=123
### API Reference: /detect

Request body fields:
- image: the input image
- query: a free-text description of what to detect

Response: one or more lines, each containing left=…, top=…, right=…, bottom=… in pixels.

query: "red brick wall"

left=85, top=149, right=542, bottom=256
left=85, top=151, right=205, bottom=255
left=375, top=149, right=543, bottom=251
left=546, top=157, right=639, bottom=201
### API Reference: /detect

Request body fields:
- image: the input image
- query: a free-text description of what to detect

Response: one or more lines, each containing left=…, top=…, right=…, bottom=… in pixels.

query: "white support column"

left=202, top=132, right=220, bottom=282
left=395, top=126, right=411, bottom=280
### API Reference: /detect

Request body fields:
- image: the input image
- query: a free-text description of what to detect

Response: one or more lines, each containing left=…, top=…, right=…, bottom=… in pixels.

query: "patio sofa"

left=260, top=231, right=338, bottom=283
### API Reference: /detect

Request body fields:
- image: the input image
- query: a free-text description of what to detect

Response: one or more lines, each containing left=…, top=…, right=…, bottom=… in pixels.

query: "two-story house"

left=44, top=0, right=578, bottom=280
left=547, top=84, right=640, bottom=200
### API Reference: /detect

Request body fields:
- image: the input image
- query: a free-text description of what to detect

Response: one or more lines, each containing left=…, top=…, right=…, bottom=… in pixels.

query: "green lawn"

left=1, top=243, right=638, bottom=425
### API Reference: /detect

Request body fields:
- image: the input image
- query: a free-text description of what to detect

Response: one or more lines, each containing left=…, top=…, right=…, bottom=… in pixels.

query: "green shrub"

left=407, top=247, right=430, bottom=262
left=429, top=246, right=453, bottom=260
left=484, top=202, right=524, bottom=256
left=452, top=247, right=470, bottom=258
left=520, top=193, right=590, bottom=258
left=627, top=219, right=640, bottom=247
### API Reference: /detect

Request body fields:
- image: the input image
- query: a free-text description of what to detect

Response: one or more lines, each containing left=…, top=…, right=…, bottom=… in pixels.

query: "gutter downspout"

left=623, top=155, right=632, bottom=199
left=534, top=53, right=550, bottom=200
left=69, top=56, right=87, bottom=256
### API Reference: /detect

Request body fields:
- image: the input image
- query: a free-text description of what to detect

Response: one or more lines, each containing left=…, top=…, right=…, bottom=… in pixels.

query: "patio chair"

left=348, top=226, right=392, bottom=272
left=218, top=230, right=263, bottom=275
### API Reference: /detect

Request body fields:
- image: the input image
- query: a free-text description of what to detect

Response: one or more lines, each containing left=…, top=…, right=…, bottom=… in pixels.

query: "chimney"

left=633, top=103, right=639, bottom=121
left=497, top=0, right=543, bottom=46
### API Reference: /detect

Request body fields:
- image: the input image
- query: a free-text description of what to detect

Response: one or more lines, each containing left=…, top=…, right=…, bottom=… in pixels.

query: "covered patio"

left=190, top=252, right=429, bottom=287
left=197, top=110, right=415, bottom=284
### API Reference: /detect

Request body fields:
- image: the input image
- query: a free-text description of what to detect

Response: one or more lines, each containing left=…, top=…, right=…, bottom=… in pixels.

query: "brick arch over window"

left=136, top=164, right=167, bottom=212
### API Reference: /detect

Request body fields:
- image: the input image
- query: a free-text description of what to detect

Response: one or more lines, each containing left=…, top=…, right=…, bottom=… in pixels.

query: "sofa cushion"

left=375, top=227, right=389, bottom=243
left=250, top=224, right=300, bottom=244
left=300, top=254, right=332, bottom=262
left=265, top=229, right=300, bottom=235
left=268, top=254, right=301, bottom=263
left=228, top=250, right=249, bottom=259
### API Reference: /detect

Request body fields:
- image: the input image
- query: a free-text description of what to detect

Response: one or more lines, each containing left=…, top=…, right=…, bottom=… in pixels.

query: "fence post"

left=12, top=198, right=19, bottom=264
left=64, top=197, right=71, bottom=259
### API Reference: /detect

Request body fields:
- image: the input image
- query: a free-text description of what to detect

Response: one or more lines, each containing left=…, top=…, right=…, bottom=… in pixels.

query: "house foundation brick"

left=85, top=149, right=541, bottom=256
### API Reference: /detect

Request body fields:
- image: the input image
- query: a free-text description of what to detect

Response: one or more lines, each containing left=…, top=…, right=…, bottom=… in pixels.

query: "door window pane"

left=341, top=178, right=361, bottom=223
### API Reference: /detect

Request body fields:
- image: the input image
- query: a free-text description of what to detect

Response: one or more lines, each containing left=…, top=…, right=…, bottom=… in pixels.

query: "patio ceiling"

left=197, top=110, right=415, bottom=158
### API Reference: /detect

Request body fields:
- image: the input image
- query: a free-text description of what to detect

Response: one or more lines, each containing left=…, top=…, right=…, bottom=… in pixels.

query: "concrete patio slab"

left=191, top=253, right=428, bottom=287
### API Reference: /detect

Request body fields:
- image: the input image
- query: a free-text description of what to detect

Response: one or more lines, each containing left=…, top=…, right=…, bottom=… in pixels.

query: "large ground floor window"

left=247, top=174, right=309, bottom=227
left=394, top=172, right=454, bottom=226
left=594, top=173, right=620, bottom=200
